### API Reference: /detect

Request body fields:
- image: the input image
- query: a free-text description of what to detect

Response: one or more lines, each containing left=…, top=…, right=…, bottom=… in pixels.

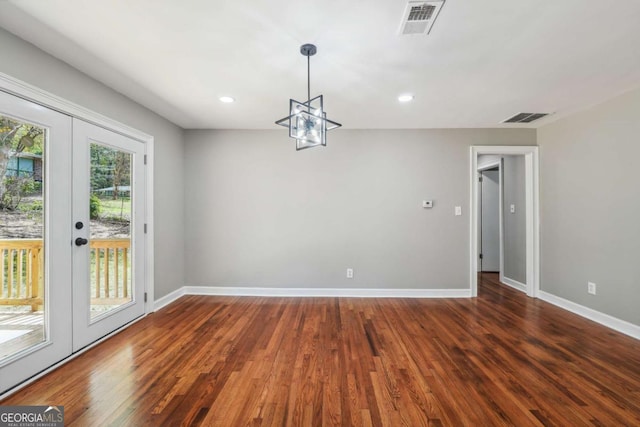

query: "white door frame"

left=470, top=146, right=539, bottom=298
left=0, top=71, right=155, bottom=312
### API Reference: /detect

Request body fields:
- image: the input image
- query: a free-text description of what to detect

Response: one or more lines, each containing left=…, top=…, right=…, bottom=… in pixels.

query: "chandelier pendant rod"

left=307, top=55, right=311, bottom=106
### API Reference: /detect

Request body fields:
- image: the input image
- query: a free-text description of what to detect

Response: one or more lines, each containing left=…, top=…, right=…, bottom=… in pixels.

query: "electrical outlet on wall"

left=346, top=268, right=354, bottom=279
left=588, top=282, right=596, bottom=295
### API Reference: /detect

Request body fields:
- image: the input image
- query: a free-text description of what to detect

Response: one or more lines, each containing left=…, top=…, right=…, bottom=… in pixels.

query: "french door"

left=0, top=90, right=73, bottom=394
left=0, top=90, right=146, bottom=394
left=72, top=119, right=146, bottom=352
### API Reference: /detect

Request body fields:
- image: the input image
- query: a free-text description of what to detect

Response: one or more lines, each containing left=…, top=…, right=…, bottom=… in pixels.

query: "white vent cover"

left=399, top=1, right=445, bottom=35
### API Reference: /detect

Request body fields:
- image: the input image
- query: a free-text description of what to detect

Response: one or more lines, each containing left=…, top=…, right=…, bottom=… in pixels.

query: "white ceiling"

left=1, top=0, right=640, bottom=130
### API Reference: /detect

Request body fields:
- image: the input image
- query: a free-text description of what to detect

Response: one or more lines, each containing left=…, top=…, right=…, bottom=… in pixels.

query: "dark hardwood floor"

left=2, top=273, right=640, bottom=426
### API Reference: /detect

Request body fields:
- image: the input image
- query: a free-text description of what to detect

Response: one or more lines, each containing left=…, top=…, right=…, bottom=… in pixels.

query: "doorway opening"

left=470, top=146, right=539, bottom=298
left=478, top=163, right=501, bottom=275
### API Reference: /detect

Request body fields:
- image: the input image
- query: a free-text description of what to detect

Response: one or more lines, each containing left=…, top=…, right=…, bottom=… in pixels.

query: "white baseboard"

left=184, top=286, right=472, bottom=298
left=538, top=291, right=640, bottom=340
left=154, top=286, right=471, bottom=309
left=501, top=276, right=527, bottom=293
left=153, top=287, right=185, bottom=311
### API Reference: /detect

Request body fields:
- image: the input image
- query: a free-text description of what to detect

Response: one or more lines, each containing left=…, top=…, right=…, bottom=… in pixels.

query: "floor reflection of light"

left=88, top=344, right=135, bottom=420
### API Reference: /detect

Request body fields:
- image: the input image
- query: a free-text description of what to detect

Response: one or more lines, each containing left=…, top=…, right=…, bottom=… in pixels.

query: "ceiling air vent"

left=399, top=1, right=445, bottom=35
left=502, top=113, right=549, bottom=124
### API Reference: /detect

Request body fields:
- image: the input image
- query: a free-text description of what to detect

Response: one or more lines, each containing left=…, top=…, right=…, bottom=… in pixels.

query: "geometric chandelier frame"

left=275, top=43, right=341, bottom=150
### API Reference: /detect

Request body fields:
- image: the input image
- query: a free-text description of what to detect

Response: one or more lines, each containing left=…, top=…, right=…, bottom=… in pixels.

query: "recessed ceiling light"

left=398, top=94, right=414, bottom=103
left=219, top=96, right=235, bottom=103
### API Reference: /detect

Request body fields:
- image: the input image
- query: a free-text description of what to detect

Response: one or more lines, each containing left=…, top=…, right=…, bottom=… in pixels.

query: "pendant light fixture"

left=275, top=44, right=341, bottom=151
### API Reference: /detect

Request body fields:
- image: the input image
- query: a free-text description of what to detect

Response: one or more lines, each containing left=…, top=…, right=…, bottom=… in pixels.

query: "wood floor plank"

left=2, top=273, right=640, bottom=426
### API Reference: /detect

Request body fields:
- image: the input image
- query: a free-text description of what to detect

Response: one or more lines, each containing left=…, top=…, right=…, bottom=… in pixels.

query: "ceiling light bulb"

left=219, top=96, right=235, bottom=103
left=398, top=94, right=414, bottom=103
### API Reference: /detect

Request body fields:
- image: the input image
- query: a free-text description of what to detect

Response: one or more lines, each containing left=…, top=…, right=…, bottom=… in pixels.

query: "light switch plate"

left=510, top=204, right=516, bottom=213
left=455, top=206, right=462, bottom=216
left=422, top=200, right=433, bottom=208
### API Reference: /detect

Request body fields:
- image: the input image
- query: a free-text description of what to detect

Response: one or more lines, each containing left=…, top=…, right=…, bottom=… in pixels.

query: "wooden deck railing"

left=0, top=238, right=131, bottom=311
left=0, top=239, right=43, bottom=310
left=90, top=238, right=131, bottom=306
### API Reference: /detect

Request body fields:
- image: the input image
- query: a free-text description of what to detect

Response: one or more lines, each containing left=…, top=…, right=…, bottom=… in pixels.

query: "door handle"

left=75, top=237, right=89, bottom=246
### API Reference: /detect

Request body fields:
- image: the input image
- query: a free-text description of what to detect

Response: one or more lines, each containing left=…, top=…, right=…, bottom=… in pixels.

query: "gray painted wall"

left=0, top=28, right=185, bottom=299
left=538, top=87, right=640, bottom=326
left=502, top=155, right=526, bottom=284
left=184, top=129, right=535, bottom=289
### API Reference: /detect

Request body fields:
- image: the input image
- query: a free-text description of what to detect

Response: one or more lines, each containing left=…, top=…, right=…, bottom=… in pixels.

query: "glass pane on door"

left=0, top=115, right=46, bottom=362
left=89, top=143, right=132, bottom=320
